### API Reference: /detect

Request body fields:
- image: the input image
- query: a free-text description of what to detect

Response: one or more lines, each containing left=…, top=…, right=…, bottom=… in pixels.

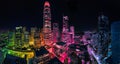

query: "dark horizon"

left=0, top=0, right=120, bottom=31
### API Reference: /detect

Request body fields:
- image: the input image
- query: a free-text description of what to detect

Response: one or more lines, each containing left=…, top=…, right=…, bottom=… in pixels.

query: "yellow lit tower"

left=43, top=1, right=52, bottom=46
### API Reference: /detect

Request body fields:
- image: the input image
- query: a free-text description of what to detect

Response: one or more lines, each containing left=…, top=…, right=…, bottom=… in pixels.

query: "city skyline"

left=0, top=0, right=120, bottom=31
left=0, top=1, right=113, bottom=64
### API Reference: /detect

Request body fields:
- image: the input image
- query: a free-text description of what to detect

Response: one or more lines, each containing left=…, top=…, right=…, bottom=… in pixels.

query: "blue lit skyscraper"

left=111, top=21, right=120, bottom=64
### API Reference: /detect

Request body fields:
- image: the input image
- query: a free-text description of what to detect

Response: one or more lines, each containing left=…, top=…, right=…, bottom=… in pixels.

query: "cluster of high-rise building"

left=1, top=1, right=76, bottom=64
left=0, top=1, right=114, bottom=64
left=7, top=1, right=75, bottom=49
left=8, top=26, right=44, bottom=48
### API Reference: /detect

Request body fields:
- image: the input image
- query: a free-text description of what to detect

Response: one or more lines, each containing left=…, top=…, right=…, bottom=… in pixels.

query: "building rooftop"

left=56, top=42, right=66, bottom=46
left=35, top=46, right=49, bottom=57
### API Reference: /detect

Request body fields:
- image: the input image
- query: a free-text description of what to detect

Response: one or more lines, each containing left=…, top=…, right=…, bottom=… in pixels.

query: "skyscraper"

left=111, top=21, right=120, bottom=64
left=15, top=26, right=23, bottom=47
left=43, top=1, right=52, bottom=46
left=70, top=26, right=75, bottom=44
left=61, top=16, right=69, bottom=43
left=8, top=31, right=15, bottom=46
left=98, top=14, right=110, bottom=63
left=53, top=23, right=60, bottom=43
left=62, top=16, right=69, bottom=33
left=61, top=16, right=73, bottom=45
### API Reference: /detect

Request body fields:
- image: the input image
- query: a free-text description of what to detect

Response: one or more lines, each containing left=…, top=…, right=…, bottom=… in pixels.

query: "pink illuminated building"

left=61, top=16, right=75, bottom=45
left=62, top=16, right=69, bottom=33
left=61, top=16, right=70, bottom=44
left=52, top=23, right=60, bottom=43
left=70, top=26, right=75, bottom=44
left=43, top=1, right=52, bottom=46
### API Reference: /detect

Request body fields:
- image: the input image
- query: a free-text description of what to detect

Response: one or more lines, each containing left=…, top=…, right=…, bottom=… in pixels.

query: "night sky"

left=0, top=0, right=120, bottom=31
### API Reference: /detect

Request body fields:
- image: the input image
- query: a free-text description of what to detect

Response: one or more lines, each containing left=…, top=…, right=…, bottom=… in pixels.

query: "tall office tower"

left=40, top=30, right=45, bottom=46
left=61, top=16, right=71, bottom=44
left=23, top=31, right=29, bottom=48
left=111, top=22, right=120, bottom=64
left=22, top=27, right=29, bottom=48
left=43, top=1, right=52, bottom=45
left=29, top=27, right=36, bottom=46
left=62, top=16, right=69, bottom=33
left=8, top=31, right=15, bottom=46
left=70, top=26, right=75, bottom=44
left=98, top=14, right=110, bottom=63
left=34, top=29, right=41, bottom=48
left=53, top=23, right=60, bottom=43
left=15, top=26, right=23, bottom=47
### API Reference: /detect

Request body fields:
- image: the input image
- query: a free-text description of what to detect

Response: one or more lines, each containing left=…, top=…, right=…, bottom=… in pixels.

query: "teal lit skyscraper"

left=111, top=21, right=120, bottom=64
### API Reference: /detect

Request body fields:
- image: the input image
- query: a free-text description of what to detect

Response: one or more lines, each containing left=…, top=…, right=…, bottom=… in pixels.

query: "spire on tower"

left=44, top=1, right=50, bottom=7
